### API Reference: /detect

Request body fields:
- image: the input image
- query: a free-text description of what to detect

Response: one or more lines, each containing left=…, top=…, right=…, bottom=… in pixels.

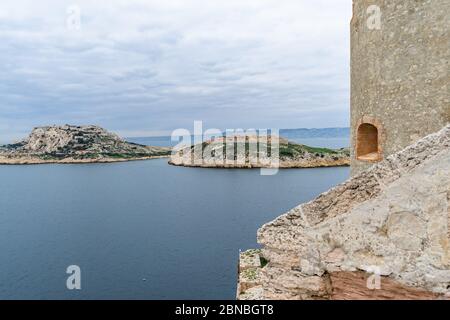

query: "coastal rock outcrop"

left=237, top=125, right=450, bottom=300
left=169, top=135, right=349, bottom=169
left=0, top=125, right=171, bottom=164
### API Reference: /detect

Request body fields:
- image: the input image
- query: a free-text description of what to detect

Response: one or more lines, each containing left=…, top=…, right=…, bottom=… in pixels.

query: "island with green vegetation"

left=169, top=135, right=349, bottom=168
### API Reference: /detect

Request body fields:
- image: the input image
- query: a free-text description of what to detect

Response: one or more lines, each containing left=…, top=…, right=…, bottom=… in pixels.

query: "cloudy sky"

left=0, top=0, right=352, bottom=142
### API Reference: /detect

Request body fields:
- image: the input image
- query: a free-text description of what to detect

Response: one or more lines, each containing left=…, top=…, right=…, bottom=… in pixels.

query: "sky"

left=0, top=0, right=352, bottom=142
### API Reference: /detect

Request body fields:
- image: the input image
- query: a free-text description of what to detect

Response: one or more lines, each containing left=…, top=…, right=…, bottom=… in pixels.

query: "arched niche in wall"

left=355, top=117, right=384, bottom=162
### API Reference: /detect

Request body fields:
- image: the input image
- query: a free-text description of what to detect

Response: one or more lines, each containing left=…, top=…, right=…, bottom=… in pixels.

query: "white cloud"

left=0, top=0, right=352, bottom=142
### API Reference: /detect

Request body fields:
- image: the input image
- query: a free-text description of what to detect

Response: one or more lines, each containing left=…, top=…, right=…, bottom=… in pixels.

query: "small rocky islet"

left=0, top=125, right=350, bottom=167
left=0, top=125, right=171, bottom=164
left=169, top=135, right=350, bottom=168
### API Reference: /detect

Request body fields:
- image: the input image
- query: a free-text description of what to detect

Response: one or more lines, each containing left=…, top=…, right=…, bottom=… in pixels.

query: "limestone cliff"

left=169, top=135, right=350, bottom=169
left=0, top=125, right=171, bottom=164
left=237, top=125, right=450, bottom=300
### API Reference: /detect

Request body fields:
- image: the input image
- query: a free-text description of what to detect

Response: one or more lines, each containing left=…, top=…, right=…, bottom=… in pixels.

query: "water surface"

left=0, top=159, right=349, bottom=299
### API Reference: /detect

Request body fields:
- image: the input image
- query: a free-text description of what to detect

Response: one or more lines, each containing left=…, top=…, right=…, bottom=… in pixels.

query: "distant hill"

left=279, top=127, right=350, bottom=139
left=127, top=127, right=351, bottom=148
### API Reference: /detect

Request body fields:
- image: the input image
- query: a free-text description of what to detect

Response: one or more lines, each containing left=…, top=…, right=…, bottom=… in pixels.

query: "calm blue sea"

left=0, top=135, right=350, bottom=300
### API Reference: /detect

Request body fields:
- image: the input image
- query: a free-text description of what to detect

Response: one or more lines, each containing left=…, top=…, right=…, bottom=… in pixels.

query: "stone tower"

left=238, top=0, right=450, bottom=301
left=350, top=0, right=449, bottom=175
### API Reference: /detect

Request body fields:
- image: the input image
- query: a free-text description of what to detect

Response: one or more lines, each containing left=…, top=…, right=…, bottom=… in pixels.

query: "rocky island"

left=169, top=135, right=349, bottom=168
left=0, top=125, right=171, bottom=165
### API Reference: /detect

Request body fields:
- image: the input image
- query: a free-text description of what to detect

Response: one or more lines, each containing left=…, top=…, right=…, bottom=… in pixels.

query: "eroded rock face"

left=329, top=272, right=442, bottom=300
left=0, top=125, right=171, bottom=164
left=238, top=125, right=450, bottom=300
left=25, top=125, right=120, bottom=153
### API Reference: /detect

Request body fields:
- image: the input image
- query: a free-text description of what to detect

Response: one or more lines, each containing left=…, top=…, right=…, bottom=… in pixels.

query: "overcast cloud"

left=0, top=0, right=352, bottom=142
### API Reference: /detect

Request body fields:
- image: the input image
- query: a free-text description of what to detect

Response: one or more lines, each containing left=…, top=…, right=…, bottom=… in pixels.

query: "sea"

left=0, top=128, right=350, bottom=299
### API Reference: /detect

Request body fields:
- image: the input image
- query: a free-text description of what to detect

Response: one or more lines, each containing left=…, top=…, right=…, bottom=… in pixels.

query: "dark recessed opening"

left=356, top=123, right=379, bottom=161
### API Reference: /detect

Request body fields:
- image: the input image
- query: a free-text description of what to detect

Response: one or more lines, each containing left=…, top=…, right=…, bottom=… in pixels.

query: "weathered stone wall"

left=351, top=0, right=450, bottom=175
left=237, top=125, right=450, bottom=300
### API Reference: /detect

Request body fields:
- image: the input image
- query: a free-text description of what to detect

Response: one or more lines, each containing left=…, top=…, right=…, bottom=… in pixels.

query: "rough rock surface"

left=237, top=125, right=450, bottom=300
left=0, top=125, right=171, bottom=164
left=169, top=135, right=349, bottom=169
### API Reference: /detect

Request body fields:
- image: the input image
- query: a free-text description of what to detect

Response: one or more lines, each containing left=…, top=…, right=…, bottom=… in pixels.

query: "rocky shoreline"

left=0, top=155, right=169, bottom=165
left=169, top=159, right=349, bottom=169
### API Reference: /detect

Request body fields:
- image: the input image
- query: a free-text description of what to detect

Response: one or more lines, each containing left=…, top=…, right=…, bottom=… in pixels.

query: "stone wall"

left=350, top=0, right=450, bottom=175
left=237, top=125, right=450, bottom=300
